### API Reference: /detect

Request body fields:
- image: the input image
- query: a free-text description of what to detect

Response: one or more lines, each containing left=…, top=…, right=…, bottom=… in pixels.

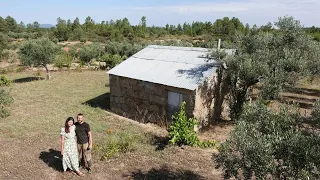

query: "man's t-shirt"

left=75, top=122, right=90, bottom=144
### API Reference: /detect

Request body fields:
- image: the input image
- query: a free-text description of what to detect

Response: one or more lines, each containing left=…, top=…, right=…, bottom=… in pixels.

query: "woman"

left=60, top=117, right=84, bottom=176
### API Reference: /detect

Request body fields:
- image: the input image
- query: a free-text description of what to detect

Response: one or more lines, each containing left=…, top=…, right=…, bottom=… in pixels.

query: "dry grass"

left=296, top=76, right=320, bottom=90
left=0, top=71, right=224, bottom=180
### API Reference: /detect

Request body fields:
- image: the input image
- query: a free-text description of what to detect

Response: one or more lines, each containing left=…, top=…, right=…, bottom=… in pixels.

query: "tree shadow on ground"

left=147, top=133, right=169, bottom=151
left=285, top=87, right=320, bottom=97
left=12, top=77, right=45, bottom=83
left=39, top=149, right=63, bottom=172
left=199, top=119, right=235, bottom=132
left=83, top=92, right=110, bottom=110
left=124, top=166, right=205, bottom=180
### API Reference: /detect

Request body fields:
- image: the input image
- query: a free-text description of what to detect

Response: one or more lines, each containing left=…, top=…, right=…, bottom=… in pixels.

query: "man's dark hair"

left=77, top=113, right=84, bottom=117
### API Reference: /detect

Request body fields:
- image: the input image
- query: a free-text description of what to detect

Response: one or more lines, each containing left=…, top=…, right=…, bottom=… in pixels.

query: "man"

left=75, top=113, right=93, bottom=173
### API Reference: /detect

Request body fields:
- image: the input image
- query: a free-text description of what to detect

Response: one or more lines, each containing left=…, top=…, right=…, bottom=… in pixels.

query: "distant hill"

left=40, top=24, right=55, bottom=28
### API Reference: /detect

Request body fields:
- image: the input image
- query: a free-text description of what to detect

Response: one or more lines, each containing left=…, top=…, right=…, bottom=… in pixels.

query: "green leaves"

left=168, top=102, right=216, bottom=148
left=78, top=43, right=104, bottom=65
left=217, top=16, right=319, bottom=120
left=215, top=102, right=320, bottom=179
left=0, top=77, right=13, bottom=118
left=54, top=52, right=72, bottom=69
left=0, top=33, right=7, bottom=59
left=0, top=75, right=11, bottom=87
left=96, top=132, right=141, bottom=160
left=19, top=37, right=58, bottom=66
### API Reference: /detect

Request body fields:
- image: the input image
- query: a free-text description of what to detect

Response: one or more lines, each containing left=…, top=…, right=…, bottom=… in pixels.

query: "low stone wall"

left=109, top=75, right=195, bottom=125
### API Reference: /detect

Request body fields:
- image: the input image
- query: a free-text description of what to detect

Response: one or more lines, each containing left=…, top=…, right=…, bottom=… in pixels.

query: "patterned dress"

left=60, top=125, right=80, bottom=172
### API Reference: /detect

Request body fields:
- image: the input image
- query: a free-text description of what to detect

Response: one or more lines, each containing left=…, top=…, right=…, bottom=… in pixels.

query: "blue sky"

left=1, top=0, right=319, bottom=27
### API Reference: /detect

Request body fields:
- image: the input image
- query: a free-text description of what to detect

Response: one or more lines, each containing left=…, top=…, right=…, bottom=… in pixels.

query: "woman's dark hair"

left=65, top=117, right=74, bottom=133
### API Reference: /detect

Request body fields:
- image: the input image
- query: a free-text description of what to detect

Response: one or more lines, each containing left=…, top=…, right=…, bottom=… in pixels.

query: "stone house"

left=108, top=45, right=231, bottom=127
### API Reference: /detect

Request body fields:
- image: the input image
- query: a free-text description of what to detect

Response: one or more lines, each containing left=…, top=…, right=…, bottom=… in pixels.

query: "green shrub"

left=215, top=101, right=320, bottom=179
left=0, top=75, right=11, bottom=87
left=310, top=100, right=320, bottom=126
left=80, top=38, right=86, bottom=43
left=96, top=132, right=141, bottom=160
left=0, top=88, right=13, bottom=118
left=168, top=101, right=216, bottom=148
left=101, top=53, right=123, bottom=68
left=54, top=53, right=72, bottom=70
left=1, top=49, right=18, bottom=63
left=52, top=38, right=59, bottom=44
left=7, top=43, right=19, bottom=50
left=0, top=106, right=10, bottom=118
left=15, top=67, right=24, bottom=73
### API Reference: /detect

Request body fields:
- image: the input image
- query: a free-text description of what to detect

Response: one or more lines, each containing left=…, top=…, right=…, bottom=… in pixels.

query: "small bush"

left=310, top=100, right=320, bottom=126
left=0, top=106, right=10, bottom=118
left=0, top=88, right=13, bottom=118
left=100, top=53, right=123, bottom=68
left=54, top=53, right=72, bottom=70
left=0, top=75, right=11, bottom=87
left=15, top=67, right=24, bottom=73
left=1, top=49, right=18, bottom=63
left=96, top=132, right=141, bottom=160
left=168, top=101, right=216, bottom=148
left=80, top=38, right=86, bottom=43
left=7, top=43, right=19, bottom=50
left=52, top=38, right=59, bottom=44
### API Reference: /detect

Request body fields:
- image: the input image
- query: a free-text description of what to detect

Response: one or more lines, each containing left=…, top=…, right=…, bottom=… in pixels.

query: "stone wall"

left=194, top=69, right=231, bottom=128
left=194, top=73, right=217, bottom=127
left=109, top=75, right=195, bottom=125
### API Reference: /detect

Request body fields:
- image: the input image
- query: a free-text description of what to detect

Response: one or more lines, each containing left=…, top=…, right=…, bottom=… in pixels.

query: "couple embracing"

left=60, top=113, right=93, bottom=176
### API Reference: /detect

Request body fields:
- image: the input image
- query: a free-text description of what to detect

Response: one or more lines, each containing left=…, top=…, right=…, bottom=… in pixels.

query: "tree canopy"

left=19, top=37, right=59, bottom=79
left=214, top=16, right=320, bottom=120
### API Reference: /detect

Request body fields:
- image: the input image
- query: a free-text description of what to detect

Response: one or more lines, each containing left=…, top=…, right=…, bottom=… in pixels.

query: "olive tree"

left=214, top=16, right=320, bottom=179
left=215, top=16, right=319, bottom=120
left=78, top=43, right=103, bottom=67
left=19, top=37, right=59, bottom=79
left=215, top=101, right=320, bottom=179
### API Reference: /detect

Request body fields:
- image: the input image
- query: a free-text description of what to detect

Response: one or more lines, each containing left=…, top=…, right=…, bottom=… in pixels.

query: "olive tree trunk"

left=42, top=64, right=51, bottom=80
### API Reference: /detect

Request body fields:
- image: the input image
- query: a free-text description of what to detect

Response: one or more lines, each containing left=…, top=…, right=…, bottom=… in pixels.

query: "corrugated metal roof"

left=108, top=45, right=222, bottom=90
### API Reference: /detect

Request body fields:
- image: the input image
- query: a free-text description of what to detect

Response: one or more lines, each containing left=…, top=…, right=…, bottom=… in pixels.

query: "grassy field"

left=0, top=70, right=224, bottom=180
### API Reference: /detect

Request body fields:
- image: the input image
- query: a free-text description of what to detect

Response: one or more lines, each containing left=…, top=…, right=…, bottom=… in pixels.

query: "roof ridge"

left=147, top=45, right=209, bottom=52
left=131, top=55, right=209, bottom=65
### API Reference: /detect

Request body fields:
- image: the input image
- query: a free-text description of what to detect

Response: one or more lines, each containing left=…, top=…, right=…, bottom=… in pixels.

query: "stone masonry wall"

left=109, top=75, right=195, bottom=124
left=194, top=73, right=217, bottom=127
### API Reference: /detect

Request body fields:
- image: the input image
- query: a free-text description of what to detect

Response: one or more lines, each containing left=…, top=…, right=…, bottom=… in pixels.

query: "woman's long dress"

left=60, top=125, right=79, bottom=172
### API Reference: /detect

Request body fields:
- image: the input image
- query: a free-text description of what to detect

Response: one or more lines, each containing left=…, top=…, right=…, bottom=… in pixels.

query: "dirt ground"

left=0, top=118, right=229, bottom=180
left=0, top=127, right=228, bottom=180
left=1, top=70, right=318, bottom=180
left=0, top=71, right=229, bottom=180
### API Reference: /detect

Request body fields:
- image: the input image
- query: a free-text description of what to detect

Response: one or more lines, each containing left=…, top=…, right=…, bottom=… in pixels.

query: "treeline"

left=1, top=15, right=319, bottom=43
left=306, top=26, right=320, bottom=41
left=0, top=15, right=249, bottom=42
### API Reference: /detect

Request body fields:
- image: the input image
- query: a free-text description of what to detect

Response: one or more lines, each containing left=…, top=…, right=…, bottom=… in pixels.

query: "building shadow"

left=83, top=92, right=110, bottom=110
left=39, top=149, right=63, bottom=172
left=124, top=166, right=205, bottom=180
left=12, top=77, right=45, bottom=83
